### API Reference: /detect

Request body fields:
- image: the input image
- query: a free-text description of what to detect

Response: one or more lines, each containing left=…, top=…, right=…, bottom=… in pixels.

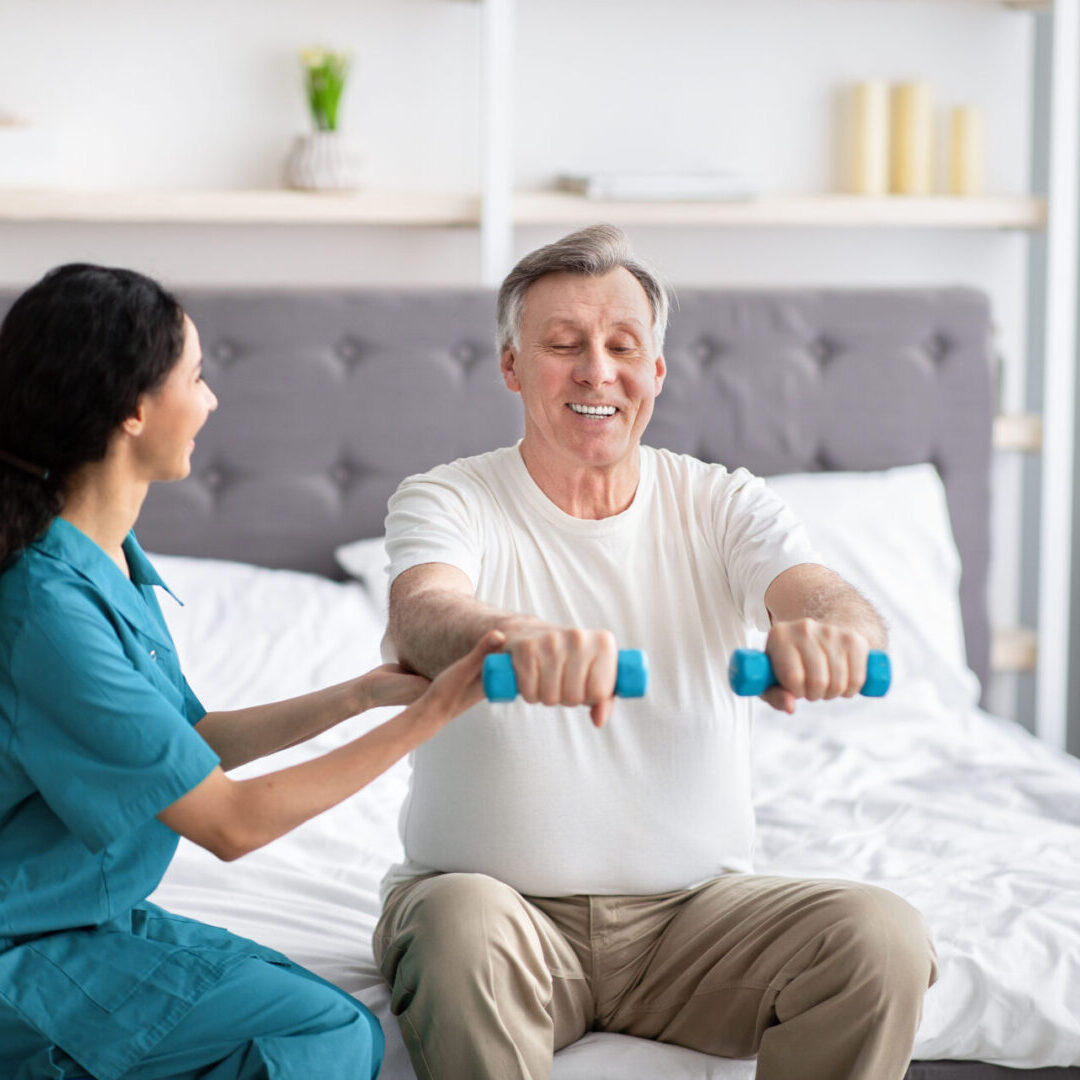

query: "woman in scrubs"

left=0, top=264, right=501, bottom=1080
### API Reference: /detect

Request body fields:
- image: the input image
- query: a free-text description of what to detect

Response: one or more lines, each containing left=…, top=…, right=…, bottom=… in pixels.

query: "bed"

left=6, top=285, right=1078, bottom=1079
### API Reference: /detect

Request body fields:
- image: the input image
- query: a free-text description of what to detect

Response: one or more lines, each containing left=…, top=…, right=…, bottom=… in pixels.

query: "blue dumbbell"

left=483, top=649, right=649, bottom=702
left=728, top=648, right=891, bottom=697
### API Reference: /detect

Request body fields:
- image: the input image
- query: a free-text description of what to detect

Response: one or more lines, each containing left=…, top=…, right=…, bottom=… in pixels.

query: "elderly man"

left=373, top=225, right=936, bottom=1080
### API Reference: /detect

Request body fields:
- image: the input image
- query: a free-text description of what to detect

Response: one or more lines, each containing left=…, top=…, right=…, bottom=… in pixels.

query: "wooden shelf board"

left=457, top=0, right=1051, bottom=6
left=0, top=189, right=1047, bottom=230
left=0, top=188, right=482, bottom=226
left=514, top=192, right=1046, bottom=230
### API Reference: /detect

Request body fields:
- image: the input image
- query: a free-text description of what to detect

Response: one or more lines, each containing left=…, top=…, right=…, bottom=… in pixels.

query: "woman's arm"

left=159, top=631, right=502, bottom=860
left=194, top=664, right=429, bottom=772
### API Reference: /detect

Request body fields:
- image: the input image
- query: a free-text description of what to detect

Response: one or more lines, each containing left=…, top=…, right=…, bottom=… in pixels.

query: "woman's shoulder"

left=0, top=547, right=103, bottom=644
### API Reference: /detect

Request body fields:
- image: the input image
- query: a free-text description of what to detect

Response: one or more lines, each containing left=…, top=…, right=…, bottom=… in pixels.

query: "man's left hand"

left=761, top=618, right=870, bottom=714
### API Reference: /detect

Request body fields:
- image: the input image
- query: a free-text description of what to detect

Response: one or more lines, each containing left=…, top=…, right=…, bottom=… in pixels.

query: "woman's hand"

left=419, top=630, right=506, bottom=721
left=361, top=664, right=431, bottom=710
left=164, top=631, right=508, bottom=860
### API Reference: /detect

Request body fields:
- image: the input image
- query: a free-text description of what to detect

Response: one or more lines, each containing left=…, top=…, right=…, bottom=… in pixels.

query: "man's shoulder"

left=389, top=445, right=520, bottom=519
left=645, top=448, right=777, bottom=530
left=646, top=445, right=753, bottom=489
left=404, top=444, right=518, bottom=486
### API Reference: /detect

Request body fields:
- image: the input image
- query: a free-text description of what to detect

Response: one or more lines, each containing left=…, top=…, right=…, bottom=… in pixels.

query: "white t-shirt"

left=382, top=444, right=820, bottom=898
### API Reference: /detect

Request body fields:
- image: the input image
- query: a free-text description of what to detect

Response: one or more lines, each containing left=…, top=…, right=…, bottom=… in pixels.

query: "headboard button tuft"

left=202, top=466, right=226, bottom=492
left=810, top=337, right=836, bottom=365
left=336, top=337, right=364, bottom=368
left=452, top=342, right=487, bottom=374
left=330, top=459, right=371, bottom=492
left=211, top=340, right=236, bottom=365
left=926, top=333, right=950, bottom=363
left=691, top=338, right=720, bottom=367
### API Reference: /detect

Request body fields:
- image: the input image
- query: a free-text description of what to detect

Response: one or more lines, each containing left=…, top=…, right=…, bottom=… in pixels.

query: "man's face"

left=501, top=268, right=666, bottom=474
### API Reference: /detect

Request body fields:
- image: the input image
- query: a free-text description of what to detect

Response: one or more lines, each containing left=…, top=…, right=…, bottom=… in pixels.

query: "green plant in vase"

left=286, top=46, right=361, bottom=190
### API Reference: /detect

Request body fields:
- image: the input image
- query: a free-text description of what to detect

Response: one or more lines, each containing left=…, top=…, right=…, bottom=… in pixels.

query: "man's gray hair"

left=495, top=224, right=670, bottom=354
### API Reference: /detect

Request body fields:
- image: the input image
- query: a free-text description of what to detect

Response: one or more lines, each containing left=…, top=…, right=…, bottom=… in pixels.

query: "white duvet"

left=146, top=465, right=1080, bottom=1077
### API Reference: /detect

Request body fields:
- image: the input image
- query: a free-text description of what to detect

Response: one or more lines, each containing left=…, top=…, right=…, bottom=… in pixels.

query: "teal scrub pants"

left=5, top=956, right=383, bottom=1080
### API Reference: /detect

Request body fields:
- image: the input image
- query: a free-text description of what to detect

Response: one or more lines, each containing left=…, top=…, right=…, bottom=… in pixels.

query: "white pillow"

left=149, top=554, right=388, bottom=714
left=334, top=536, right=392, bottom=620
left=765, top=464, right=980, bottom=708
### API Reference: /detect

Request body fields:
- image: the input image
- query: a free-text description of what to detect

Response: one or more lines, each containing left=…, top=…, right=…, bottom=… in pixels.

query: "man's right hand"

left=389, top=563, right=620, bottom=728
left=502, top=626, right=619, bottom=728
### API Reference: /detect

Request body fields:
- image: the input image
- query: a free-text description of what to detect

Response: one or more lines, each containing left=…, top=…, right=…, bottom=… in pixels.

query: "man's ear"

left=500, top=346, right=522, bottom=393
left=654, top=353, right=667, bottom=395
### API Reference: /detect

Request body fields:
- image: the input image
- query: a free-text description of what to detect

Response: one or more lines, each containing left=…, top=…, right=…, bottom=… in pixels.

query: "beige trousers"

left=374, top=871, right=937, bottom=1080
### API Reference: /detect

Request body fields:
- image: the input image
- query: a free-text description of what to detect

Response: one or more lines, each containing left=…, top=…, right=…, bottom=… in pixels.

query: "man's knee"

left=378, top=873, right=544, bottom=1003
left=816, top=883, right=936, bottom=1005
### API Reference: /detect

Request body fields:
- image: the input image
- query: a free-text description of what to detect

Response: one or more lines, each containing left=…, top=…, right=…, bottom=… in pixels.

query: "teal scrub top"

left=0, top=519, right=288, bottom=1079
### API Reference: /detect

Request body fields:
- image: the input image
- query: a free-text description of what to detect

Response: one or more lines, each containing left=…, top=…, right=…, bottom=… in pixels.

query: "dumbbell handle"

left=484, top=649, right=649, bottom=703
left=728, top=648, right=891, bottom=697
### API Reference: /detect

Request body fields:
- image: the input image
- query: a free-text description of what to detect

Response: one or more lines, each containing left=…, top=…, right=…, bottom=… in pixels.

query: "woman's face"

left=132, top=315, right=218, bottom=483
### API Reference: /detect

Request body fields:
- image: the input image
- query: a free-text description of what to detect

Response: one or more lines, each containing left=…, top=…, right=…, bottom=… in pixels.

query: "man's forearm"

left=796, top=575, right=886, bottom=649
left=390, top=583, right=543, bottom=679
left=766, top=563, right=887, bottom=650
left=389, top=564, right=621, bottom=727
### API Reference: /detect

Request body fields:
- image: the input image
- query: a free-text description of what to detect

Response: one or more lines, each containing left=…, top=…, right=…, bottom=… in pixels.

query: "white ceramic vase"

left=285, top=131, right=362, bottom=191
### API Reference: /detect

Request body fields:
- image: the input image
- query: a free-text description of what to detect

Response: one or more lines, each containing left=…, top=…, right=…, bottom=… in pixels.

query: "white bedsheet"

left=148, top=555, right=1080, bottom=1077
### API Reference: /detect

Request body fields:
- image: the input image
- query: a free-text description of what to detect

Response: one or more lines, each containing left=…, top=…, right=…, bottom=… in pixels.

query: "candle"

left=949, top=106, right=984, bottom=196
left=891, top=81, right=934, bottom=195
left=849, top=80, right=890, bottom=196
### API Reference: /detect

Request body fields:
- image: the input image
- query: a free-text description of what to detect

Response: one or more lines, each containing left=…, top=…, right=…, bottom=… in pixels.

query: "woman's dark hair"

left=0, top=263, right=186, bottom=565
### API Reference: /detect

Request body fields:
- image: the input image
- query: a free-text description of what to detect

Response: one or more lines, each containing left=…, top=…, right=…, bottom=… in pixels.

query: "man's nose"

left=575, top=343, right=616, bottom=386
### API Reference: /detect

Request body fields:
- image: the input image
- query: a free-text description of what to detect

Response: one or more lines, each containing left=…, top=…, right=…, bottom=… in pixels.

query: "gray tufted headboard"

left=0, top=286, right=995, bottom=691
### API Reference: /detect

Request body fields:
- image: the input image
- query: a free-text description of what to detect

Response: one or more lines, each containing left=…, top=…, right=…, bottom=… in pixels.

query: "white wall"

left=0, top=0, right=1035, bottom=716
left=0, top=0, right=481, bottom=193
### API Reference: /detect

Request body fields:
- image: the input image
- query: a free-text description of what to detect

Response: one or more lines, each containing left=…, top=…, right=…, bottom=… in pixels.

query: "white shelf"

left=460, top=0, right=1050, bottom=5
left=0, top=188, right=1045, bottom=231
left=0, top=188, right=481, bottom=226
left=514, top=192, right=1046, bottom=230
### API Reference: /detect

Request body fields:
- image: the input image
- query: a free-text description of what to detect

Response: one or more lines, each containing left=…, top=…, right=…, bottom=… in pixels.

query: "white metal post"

left=479, top=0, right=515, bottom=287
left=1036, top=0, right=1080, bottom=747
